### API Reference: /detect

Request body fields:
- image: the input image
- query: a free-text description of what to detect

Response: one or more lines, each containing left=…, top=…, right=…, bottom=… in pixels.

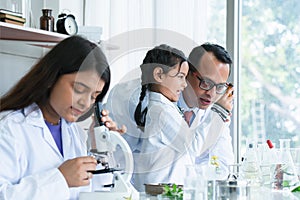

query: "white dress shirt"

left=0, top=104, right=90, bottom=200
left=178, top=92, right=234, bottom=169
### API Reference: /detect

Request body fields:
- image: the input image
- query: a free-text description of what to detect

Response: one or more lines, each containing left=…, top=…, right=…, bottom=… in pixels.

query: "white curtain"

left=84, top=0, right=209, bottom=95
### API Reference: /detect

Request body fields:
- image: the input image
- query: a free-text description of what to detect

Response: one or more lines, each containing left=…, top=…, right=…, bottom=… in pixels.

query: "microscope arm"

left=93, top=126, right=134, bottom=183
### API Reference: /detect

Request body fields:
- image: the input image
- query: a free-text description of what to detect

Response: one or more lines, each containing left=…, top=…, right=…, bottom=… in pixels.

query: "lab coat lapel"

left=24, top=104, right=87, bottom=160
left=43, top=126, right=62, bottom=157
left=61, top=119, right=75, bottom=160
left=62, top=121, right=88, bottom=160
left=24, top=105, right=64, bottom=158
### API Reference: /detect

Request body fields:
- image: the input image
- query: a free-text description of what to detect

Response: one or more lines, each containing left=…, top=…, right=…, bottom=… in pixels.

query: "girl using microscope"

left=0, top=36, right=125, bottom=199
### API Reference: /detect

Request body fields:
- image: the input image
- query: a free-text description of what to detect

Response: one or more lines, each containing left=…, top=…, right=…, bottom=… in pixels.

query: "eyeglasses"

left=193, top=73, right=228, bottom=94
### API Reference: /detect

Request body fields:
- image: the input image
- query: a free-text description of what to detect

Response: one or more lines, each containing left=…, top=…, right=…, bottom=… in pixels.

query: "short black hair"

left=188, top=43, right=232, bottom=76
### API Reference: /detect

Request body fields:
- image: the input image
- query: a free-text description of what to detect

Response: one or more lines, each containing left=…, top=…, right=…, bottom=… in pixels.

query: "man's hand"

left=216, top=83, right=234, bottom=112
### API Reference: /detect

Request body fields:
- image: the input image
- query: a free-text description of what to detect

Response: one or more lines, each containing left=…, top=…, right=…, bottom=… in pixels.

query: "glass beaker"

left=184, top=164, right=207, bottom=200
left=271, top=139, right=299, bottom=190
left=258, top=142, right=277, bottom=187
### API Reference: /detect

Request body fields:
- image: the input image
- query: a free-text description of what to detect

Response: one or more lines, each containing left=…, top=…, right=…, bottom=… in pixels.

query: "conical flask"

left=272, top=139, right=299, bottom=190
left=240, top=140, right=262, bottom=186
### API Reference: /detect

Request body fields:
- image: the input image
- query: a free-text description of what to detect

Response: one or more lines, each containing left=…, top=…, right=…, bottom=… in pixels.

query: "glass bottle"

left=40, top=9, right=54, bottom=32
left=271, top=139, right=298, bottom=190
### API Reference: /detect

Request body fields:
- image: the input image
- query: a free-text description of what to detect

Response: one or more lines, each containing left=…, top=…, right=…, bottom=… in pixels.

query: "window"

left=206, top=0, right=227, bottom=46
left=240, top=0, right=300, bottom=156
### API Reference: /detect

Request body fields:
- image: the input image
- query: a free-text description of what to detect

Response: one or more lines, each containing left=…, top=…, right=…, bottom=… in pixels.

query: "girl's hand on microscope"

left=58, top=156, right=97, bottom=187
left=101, top=109, right=127, bottom=134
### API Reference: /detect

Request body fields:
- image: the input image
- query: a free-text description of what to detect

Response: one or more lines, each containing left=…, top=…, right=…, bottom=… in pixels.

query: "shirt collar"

left=149, top=91, right=176, bottom=106
left=178, top=93, right=199, bottom=113
left=178, top=93, right=209, bottom=118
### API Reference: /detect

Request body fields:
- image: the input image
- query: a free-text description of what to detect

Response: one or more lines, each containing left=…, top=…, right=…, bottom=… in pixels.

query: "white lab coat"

left=0, top=104, right=90, bottom=200
left=132, top=92, right=199, bottom=191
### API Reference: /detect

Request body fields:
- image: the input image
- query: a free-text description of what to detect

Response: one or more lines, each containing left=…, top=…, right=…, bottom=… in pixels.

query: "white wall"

left=0, top=40, right=46, bottom=96
left=58, top=0, right=83, bottom=26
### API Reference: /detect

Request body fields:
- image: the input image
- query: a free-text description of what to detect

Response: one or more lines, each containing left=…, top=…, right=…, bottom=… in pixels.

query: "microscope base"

left=79, top=191, right=139, bottom=200
left=79, top=172, right=139, bottom=200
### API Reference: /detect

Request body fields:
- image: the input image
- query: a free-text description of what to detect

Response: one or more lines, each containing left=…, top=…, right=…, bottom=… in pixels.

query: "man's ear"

left=153, top=67, right=164, bottom=83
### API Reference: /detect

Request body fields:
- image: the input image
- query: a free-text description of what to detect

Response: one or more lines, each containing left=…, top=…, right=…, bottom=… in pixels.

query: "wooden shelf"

left=0, top=21, right=68, bottom=43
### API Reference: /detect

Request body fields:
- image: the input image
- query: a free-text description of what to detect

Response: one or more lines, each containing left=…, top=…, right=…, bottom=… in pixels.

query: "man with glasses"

left=105, top=43, right=234, bottom=177
left=179, top=43, right=234, bottom=169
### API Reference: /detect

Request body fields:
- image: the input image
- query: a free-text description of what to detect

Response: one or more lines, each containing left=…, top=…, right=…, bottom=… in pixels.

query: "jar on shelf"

left=40, top=9, right=54, bottom=32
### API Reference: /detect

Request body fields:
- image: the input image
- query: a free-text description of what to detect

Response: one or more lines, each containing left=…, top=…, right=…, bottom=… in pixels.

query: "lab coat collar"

left=23, top=103, right=72, bottom=128
left=23, top=103, right=44, bottom=127
left=148, top=91, right=178, bottom=108
left=23, top=104, right=77, bottom=159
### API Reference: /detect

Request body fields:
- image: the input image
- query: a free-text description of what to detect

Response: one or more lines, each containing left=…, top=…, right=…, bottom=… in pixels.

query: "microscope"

left=79, top=101, right=139, bottom=200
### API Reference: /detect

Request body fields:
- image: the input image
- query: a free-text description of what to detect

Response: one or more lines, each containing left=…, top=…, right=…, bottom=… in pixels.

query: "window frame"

left=226, top=0, right=241, bottom=163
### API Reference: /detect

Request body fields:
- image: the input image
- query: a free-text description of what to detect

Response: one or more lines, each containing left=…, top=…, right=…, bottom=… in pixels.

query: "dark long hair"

left=134, top=44, right=186, bottom=128
left=0, top=36, right=110, bottom=112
